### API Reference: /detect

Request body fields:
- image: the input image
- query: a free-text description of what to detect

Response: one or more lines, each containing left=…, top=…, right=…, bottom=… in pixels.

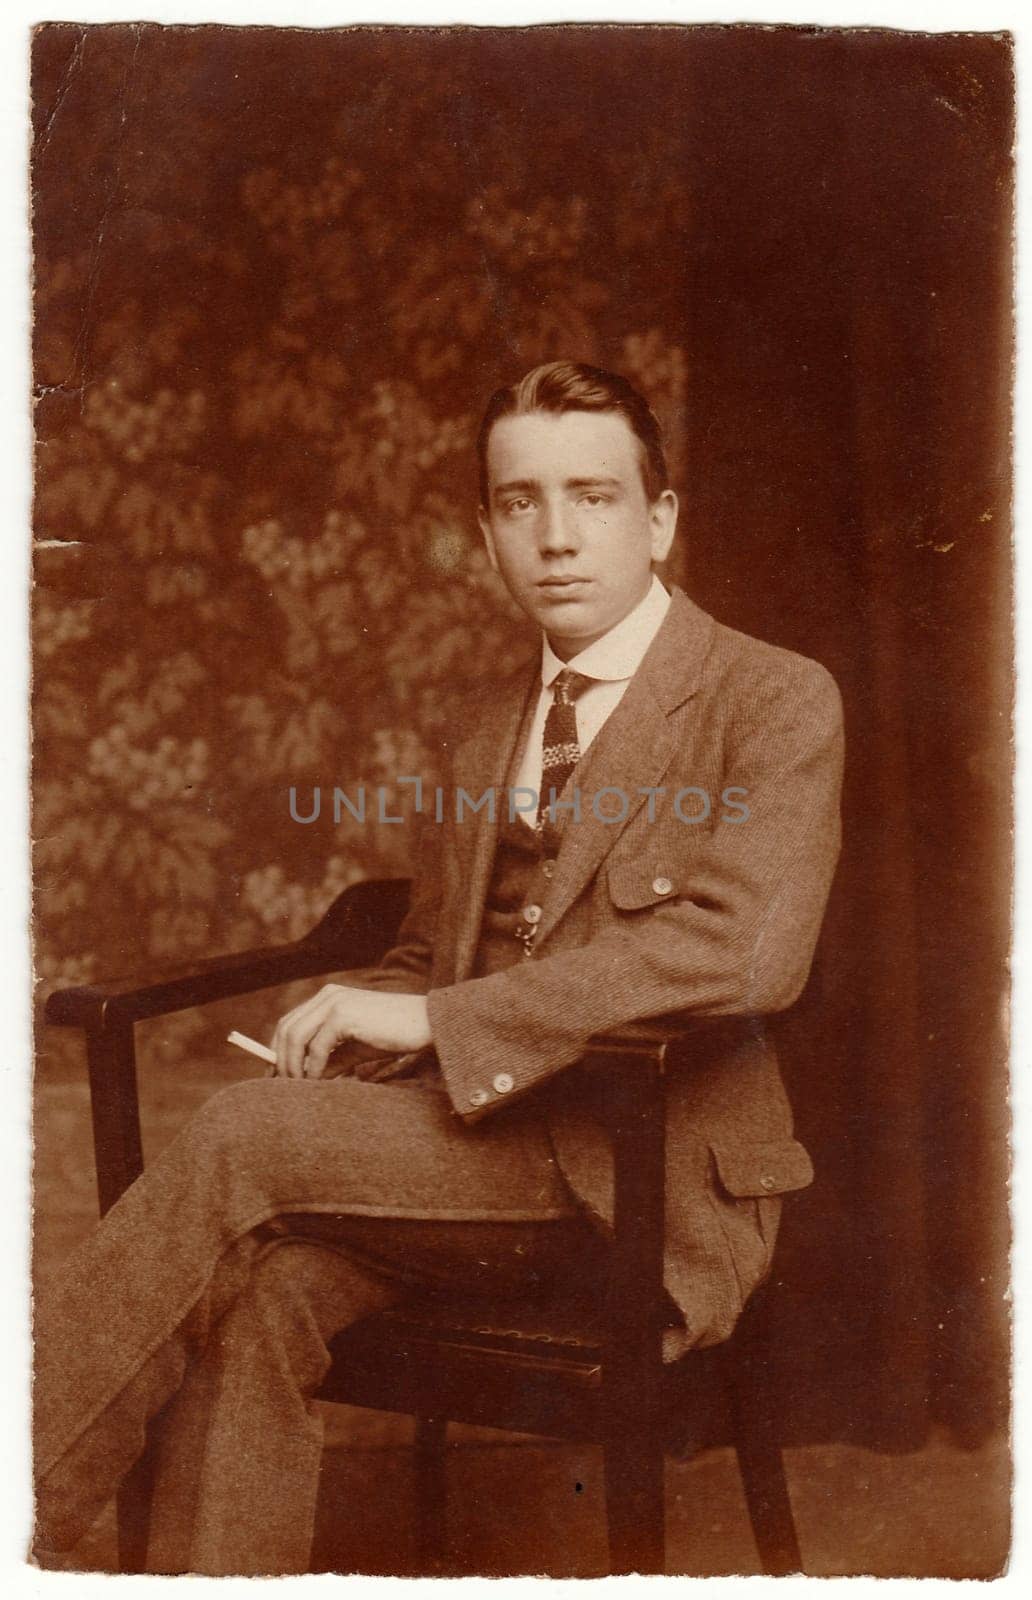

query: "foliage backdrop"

left=32, top=27, right=691, bottom=1050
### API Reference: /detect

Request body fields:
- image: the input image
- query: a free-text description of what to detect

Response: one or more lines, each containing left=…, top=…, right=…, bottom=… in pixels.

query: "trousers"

left=33, top=1072, right=597, bottom=1575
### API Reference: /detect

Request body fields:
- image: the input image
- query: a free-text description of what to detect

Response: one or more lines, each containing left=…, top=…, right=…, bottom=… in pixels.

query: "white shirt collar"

left=540, top=574, right=672, bottom=687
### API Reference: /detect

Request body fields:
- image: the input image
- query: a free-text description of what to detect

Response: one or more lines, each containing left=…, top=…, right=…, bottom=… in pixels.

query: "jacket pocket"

left=709, top=1137, right=814, bottom=1198
left=704, top=1137, right=813, bottom=1306
left=606, top=858, right=686, bottom=911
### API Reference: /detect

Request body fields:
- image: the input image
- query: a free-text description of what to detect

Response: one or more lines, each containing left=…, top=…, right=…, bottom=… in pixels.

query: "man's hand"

left=269, top=986, right=432, bottom=1080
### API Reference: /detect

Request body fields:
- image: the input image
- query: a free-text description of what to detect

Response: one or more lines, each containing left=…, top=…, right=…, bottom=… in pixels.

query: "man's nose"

left=538, top=501, right=579, bottom=556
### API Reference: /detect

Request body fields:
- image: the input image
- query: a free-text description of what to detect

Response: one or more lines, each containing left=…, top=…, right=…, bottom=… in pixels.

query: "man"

left=34, top=362, right=843, bottom=1575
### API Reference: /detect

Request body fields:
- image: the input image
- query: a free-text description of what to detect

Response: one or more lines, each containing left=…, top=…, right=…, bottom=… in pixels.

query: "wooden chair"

left=43, top=876, right=803, bottom=1577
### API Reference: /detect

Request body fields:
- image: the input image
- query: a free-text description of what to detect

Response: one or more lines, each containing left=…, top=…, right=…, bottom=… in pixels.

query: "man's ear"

left=478, top=507, right=500, bottom=572
left=648, top=489, right=679, bottom=564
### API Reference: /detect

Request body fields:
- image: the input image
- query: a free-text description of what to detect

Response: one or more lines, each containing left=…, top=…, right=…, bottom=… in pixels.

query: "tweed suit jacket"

left=357, top=585, right=844, bottom=1358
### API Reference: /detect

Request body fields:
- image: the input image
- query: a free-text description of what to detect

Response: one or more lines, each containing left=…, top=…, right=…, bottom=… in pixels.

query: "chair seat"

left=371, top=1291, right=606, bottom=1359
left=319, top=1291, right=608, bottom=1438
left=316, top=1289, right=720, bottom=1451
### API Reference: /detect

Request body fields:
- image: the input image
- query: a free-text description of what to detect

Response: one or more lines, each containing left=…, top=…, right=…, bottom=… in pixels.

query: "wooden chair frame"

left=43, top=877, right=802, bottom=1576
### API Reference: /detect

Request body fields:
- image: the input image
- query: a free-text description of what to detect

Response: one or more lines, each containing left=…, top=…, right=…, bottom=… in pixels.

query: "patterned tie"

left=538, top=668, right=590, bottom=848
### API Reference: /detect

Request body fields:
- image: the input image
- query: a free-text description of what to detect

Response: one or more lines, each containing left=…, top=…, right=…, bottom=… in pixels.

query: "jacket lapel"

left=448, top=664, right=538, bottom=981
left=535, top=587, right=715, bottom=946
left=445, top=587, right=716, bottom=971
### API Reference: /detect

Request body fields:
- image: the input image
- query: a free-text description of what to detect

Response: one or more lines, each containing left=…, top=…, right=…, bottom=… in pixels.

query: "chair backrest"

left=305, top=877, right=412, bottom=964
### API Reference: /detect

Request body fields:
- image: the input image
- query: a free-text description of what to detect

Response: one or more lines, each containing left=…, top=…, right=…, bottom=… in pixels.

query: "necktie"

left=538, top=668, right=590, bottom=848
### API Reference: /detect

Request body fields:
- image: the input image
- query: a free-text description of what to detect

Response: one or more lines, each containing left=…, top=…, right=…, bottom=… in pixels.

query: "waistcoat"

left=473, top=809, right=558, bottom=976
left=472, top=681, right=570, bottom=977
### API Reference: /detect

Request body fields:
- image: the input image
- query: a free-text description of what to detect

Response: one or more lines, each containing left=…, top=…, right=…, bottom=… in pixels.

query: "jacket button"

left=542, top=860, right=555, bottom=879
left=492, top=1072, right=515, bottom=1095
left=522, top=903, right=543, bottom=923
left=652, top=876, right=673, bottom=896
left=469, top=1089, right=489, bottom=1107
left=760, top=1175, right=776, bottom=1191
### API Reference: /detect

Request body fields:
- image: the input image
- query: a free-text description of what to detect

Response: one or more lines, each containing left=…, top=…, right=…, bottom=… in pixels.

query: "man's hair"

left=476, top=360, right=670, bottom=506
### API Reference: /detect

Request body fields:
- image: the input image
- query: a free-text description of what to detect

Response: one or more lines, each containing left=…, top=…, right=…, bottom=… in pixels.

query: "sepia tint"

left=31, top=23, right=1013, bottom=1578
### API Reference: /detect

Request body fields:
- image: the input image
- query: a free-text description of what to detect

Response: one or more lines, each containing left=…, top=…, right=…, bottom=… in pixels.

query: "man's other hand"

left=269, top=986, right=432, bottom=1080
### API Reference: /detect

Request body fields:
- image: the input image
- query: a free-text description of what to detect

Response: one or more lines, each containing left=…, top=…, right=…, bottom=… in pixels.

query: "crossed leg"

left=33, top=1073, right=589, bottom=1574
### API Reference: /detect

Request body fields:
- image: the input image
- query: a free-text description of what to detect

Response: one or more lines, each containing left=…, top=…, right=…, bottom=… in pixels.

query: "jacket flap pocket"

left=607, top=859, right=683, bottom=911
left=711, top=1138, right=814, bottom=1197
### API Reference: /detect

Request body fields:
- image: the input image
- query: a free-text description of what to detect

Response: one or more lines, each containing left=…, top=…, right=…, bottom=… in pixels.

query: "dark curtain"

left=672, top=29, right=1012, bottom=1450
left=32, top=24, right=1013, bottom=1451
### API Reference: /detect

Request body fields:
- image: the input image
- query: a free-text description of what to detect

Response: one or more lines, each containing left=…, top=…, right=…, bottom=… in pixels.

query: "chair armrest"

left=43, top=938, right=341, bottom=1032
left=580, top=1022, right=676, bottom=1068
left=578, top=1021, right=678, bottom=1125
left=43, top=877, right=413, bottom=1031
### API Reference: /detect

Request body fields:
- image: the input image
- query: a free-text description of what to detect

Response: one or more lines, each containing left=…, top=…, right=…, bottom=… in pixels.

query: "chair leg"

left=603, top=1433, right=665, bottom=1575
left=726, top=1354, right=802, bottom=1575
left=412, top=1415, right=448, bottom=1574
left=116, top=1434, right=158, bottom=1574
left=733, top=1431, right=801, bottom=1575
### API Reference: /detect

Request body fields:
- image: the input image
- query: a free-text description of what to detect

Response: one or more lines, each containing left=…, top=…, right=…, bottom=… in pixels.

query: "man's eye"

left=505, top=498, right=534, bottom=515
left=580, top=493, right=608, bottom=507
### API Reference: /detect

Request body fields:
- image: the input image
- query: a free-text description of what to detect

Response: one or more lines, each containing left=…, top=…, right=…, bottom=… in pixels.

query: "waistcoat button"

left=652, top=876, right=673, bottom=897
left=522, top=903, right=543, bottom=923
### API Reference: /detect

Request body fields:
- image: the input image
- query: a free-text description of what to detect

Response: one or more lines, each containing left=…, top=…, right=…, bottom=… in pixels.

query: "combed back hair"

left=476, top=360, right=670, bottom=505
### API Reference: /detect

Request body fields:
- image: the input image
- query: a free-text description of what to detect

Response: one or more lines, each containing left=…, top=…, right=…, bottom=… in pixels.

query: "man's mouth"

left=536, top=576, right=590, bottom=589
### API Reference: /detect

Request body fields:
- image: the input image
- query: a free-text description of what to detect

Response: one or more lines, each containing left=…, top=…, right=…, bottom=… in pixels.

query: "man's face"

left=478, top=408, right=678, bottom=658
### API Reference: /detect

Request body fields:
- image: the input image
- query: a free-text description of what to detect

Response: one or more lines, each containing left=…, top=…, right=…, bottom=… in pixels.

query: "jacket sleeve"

left=426, top=658, right=844, bottom=1121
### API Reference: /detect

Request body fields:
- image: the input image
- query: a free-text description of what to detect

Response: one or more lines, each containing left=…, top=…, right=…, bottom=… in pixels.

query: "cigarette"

left=227, top=1030, right=278, bottom=1066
